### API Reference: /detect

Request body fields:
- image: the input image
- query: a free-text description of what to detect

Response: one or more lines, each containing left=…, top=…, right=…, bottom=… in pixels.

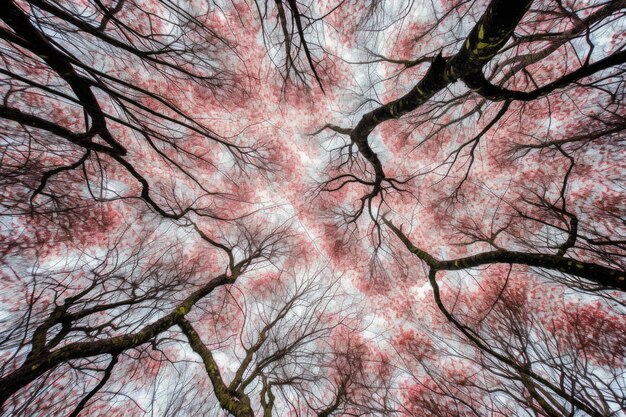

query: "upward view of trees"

left=0, top=0, right=624, bottom=416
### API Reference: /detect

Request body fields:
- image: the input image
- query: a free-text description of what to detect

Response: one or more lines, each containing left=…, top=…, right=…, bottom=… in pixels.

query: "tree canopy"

left=1, top=0, right=625, bottom=416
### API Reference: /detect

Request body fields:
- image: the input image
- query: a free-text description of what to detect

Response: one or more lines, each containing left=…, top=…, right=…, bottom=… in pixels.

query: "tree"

left=1, top=0, right=625, bottom=416
left=392, top=268, right=625, bottom=417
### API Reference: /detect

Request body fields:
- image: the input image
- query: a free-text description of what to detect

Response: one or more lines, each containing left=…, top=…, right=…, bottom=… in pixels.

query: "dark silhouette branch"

left=384, top=216, right=626, bottom=292
left=463, top=50, right=626, bottom=101
left=67, top=354, right=119, bottom=417
left=328, top=0, right=534, bottom=218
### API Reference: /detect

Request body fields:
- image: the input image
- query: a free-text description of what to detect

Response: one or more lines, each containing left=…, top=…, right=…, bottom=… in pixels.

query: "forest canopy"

left=0, top=0, right=625, bottom=416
